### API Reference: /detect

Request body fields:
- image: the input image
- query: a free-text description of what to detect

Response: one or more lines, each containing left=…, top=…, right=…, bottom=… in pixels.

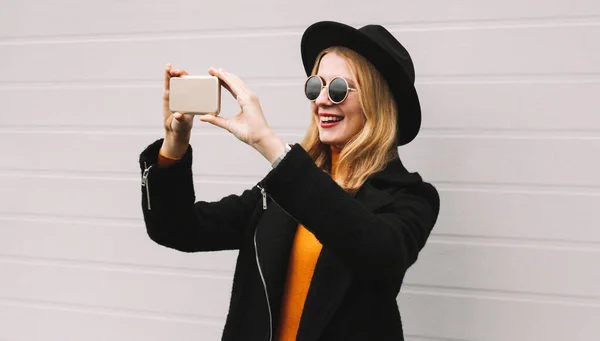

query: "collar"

left=330, top=145, right=342, bottom=176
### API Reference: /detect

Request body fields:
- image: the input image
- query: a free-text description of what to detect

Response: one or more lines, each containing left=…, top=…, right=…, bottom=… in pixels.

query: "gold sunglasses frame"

left=304, top=75, right=357, bottom=104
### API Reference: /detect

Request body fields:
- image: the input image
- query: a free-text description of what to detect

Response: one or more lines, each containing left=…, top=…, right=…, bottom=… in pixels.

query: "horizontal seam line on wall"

left=1, top=74, right=600, bottom=88
left=0, top=128, right=305, bottom=136
left=402, top=285, right=600, bottom=307
left=2, top=127, right=600, bottom=138
left=0, top=296, right=224, bottom=324
left=434, top=181, right=600, bottom=194
left=0, top=170, right=263, bottom=183
left=403, top=333, right=472, bottom=341
left=428, top=234, right=600, bottom=251
left=0, top=253, right=235, bottom=279
left=0, top=212, right=143, bottom=227
left=0, top=15, right=599, bottom=45
left=2, top=73, right=600, bottom=88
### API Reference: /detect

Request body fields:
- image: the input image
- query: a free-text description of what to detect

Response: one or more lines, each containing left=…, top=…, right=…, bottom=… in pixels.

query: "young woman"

left=139, top=21, right=440, bottom=341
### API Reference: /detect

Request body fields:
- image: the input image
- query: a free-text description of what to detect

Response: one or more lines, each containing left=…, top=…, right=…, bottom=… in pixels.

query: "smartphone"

left=169, top=75, right=221, bottom=115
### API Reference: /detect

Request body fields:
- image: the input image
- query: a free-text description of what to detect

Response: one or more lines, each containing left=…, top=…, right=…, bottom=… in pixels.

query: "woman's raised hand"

left=163, top=64, right=195, bottom=135
left=199, top=67, right=274, bottom=148
left=161, top=64, right=194, bottom=158
left=160, top=65, right=284, bottom=163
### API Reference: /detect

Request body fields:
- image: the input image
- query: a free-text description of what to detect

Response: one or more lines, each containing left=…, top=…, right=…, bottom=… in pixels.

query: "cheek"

left=310, top=103, right=319, bottom=118
left=348, top=116, right=365, bottom=133
left=341, top=103, right=364, bottom=127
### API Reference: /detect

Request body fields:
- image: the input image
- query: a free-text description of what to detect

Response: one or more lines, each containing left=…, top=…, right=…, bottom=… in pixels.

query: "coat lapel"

left=254, top=199, right=299, bottom=329
left=296, top=182, right=395, bottom=341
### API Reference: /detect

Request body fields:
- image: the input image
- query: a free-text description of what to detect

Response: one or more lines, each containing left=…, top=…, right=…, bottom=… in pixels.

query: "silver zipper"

left=253, top=226, right=273, bottom=341
left=253, top=183, right=304, bottom=341
left=142, top=162, right=153, bottom=210
left=257, top=184, right=267, bottom=210
left=256, top=184, right=300, bottom=224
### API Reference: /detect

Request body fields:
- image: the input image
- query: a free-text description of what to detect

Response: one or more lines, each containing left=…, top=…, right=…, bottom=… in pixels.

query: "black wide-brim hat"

left=301, top=21, right=421, bottom=146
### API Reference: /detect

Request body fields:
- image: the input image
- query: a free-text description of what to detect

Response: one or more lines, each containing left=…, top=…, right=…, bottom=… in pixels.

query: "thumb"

left=199, top=114, right=230, bottom=131
left=173, top=112, right=185, bottom=121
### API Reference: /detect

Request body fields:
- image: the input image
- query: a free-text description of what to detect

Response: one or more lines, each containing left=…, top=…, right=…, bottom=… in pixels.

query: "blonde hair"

left=299, top=46, right=399, bottom=194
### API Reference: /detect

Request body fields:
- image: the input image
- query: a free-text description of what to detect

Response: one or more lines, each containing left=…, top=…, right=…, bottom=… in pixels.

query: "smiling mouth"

left=320, top=116, right=345, bottom=123
left=319, top=116, right=344, bottom=128
left=319, top=112, right=345, bottom=123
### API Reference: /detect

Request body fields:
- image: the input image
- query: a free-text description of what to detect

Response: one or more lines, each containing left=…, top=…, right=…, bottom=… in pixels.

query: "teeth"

left=321, top=116, right=344, bottom=122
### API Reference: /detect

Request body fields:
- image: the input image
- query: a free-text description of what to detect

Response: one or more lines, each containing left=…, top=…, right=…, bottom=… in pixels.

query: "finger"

left=173, top=112, right=195, bottom=121
left=173, top=112, right=183, bottom=121
left=170, top=69, right=189, bottom=77
left=162, top=82, right=171, bottom=115
left=199, top=114, right=230, bottom=132
left=164, top=64, right=172, bottom=91
left=208, top=67, right=239, bottom=101
left=220, top=68, right=251, bottom=93
left=208, top=67, right=234, bottom=94
left=163, top=65, right=172, bottom=115
left=163, top=89, right=170, bottom=115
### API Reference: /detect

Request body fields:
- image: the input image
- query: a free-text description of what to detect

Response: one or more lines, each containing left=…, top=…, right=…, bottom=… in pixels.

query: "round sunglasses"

left=304, top=75, right=357, bottom=104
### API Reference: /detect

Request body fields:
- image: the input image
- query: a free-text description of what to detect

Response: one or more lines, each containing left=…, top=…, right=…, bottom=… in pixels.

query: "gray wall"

left=1, top=0, right=599, bottom=340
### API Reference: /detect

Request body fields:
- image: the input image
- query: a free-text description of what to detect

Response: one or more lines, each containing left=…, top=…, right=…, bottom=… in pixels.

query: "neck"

left=330, top=144, right=342, bottom=177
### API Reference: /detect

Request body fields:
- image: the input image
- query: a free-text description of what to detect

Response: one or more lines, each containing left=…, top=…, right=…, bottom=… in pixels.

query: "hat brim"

left=301, top=21, right=421, bottom=146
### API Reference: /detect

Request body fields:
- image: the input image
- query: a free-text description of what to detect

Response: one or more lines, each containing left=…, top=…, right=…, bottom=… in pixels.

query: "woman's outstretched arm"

left=139, top=138, right=261, bottom=252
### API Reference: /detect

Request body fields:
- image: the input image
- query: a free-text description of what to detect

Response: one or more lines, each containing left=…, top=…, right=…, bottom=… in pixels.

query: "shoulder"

left=404, top=180, right=440, bottom=223
left=368, top=157, right=440, bottom=222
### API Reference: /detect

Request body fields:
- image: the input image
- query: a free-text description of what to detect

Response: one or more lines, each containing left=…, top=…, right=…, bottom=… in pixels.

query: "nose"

left=314, top=85, right=333, bottom=107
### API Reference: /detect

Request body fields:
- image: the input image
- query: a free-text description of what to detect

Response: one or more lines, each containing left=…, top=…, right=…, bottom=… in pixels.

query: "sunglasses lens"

left=305, top=76, right=322, bottom=100
left=329, top=77, right=348, bottom=103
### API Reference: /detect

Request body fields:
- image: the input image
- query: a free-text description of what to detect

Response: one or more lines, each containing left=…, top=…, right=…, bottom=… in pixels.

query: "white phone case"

left=169, top=75, right=221, bottom=115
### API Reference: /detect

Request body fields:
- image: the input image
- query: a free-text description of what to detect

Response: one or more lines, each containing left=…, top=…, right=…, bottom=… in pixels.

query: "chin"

left=318, top=126, right=351, bottom=145
left=319, top=136, right=344, bottom=146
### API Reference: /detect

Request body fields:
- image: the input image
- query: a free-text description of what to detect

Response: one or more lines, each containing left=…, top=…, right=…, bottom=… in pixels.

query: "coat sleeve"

left=139, top=139, right=261, bottom=252
left=258, top=143, right=440, bottom=280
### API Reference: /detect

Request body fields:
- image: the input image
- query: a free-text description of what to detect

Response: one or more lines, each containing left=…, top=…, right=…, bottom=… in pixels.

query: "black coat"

left=139, top=138, right=440, bottom=341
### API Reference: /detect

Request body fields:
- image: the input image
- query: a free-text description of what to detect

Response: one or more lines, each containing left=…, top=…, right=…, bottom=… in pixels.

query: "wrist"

left=253, top=132, right=286, bottom=164
left=271, top=143, right=291, bottom=168
left=161, top=132, right=190, bottom=159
